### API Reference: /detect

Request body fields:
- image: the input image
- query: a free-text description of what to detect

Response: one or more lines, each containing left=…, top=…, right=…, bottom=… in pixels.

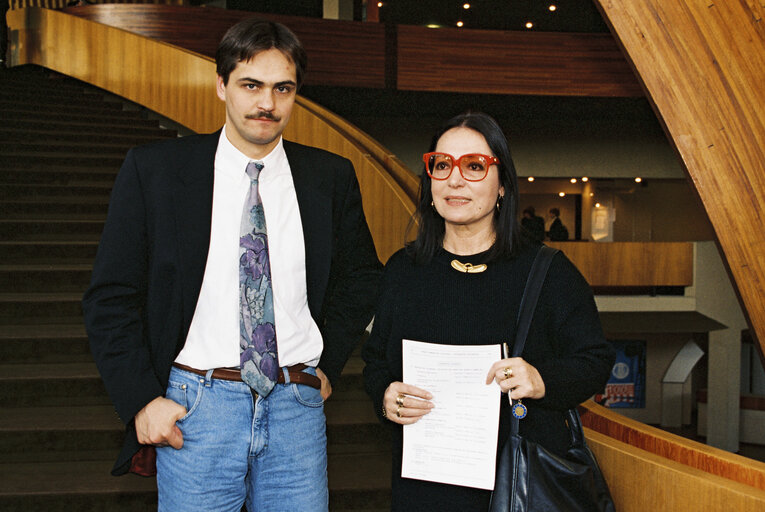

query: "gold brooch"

left=450, top=259, right=487, bottom=273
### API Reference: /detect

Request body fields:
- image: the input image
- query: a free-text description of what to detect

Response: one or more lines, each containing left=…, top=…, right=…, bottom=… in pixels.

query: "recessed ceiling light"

left=527, top=176, right=535, bottom=182
left=581, top=177, right=588, bottom=182
left=456, top=21, right=464, bottom=27
left=377, top=2, right=383, bottom=7
left=595, top=202, right=601, bottom=208
left=463, top=3, right=471, bottom=9
left=525, top=21, right=534, bottom=29
left=570, top=178, right=577, bottom=183
left=635, top=177, right=642, bottom=183
left=559, top=192, right=565, bottom=197
left=549, top=5, right=557, bottom=12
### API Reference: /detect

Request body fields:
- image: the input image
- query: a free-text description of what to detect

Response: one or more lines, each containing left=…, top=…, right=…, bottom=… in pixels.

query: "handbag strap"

left=509, top=245, right=558, bottom=435
left=512, top=246, right=558, bottom=358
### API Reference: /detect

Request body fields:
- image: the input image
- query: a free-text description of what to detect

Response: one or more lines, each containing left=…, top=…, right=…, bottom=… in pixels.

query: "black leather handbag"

left=489, top=246, right=615, bottom=512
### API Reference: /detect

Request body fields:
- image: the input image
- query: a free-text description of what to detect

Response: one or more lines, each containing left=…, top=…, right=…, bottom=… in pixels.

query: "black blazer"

left=83, top=132, right=382, bottom=474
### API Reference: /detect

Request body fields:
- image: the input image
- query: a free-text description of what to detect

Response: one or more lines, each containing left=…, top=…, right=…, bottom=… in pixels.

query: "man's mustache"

left=246, top=111, right=280, bottom=122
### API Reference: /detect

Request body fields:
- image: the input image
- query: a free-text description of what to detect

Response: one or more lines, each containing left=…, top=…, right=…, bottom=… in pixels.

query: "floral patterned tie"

left=239, top=161, right=278, bottom=396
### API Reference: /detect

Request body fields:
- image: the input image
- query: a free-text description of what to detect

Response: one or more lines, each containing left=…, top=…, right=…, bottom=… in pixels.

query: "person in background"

left=83, top=18, right=381, bottom=511
left=362, top=111, right=614, bottom=511
left=521, top=206, right=545, bottom=242
left=547, top=207, right=569, bottom=241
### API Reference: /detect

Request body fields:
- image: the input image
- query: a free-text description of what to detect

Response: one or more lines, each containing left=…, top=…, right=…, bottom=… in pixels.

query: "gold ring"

left=396, top=394, right=405, bottom=407
left=503, top=367, right=513, bottom=379
left=396, top=405, right=402, bottom=418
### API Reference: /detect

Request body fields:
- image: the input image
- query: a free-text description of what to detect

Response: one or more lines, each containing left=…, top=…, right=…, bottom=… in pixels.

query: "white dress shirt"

left=175, top=128, right=323, bottom=369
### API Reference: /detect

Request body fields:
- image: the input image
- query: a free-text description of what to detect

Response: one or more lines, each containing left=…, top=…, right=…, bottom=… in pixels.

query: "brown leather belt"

left=172, top=362, right=321, bottom=390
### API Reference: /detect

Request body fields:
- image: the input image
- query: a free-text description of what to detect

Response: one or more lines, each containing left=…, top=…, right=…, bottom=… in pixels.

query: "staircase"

left=0, top=65, right=391, bottom=511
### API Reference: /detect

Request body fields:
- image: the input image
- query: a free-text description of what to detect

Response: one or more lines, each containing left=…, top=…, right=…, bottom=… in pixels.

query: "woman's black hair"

left=407, top=111, right=521, bottom=264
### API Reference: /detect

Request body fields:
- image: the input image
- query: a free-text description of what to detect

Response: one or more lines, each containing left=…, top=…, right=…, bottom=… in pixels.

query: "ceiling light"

left=525, top=22, right=534, bottom=29
left=595, top=202, right=601, bottom=208
left=581, top=177, right=588, bottom=182
left=426, top=24, right=441, bottom=29
left=558, top=192, right=565, bottom=197
left=456, top=21, right=464, bottom=27
left=589, top=192, right=594, bottom=197
left=570, top=178, right=577, bottom=183
left=527, top=176, right=535, bottom=182
left=377, top=2, right=383, bottom=7
left=463, top=3, right=471, bottom=9
left=549, top=5, right=557, bottom=12
left=635, top=177, right=642, bottom=183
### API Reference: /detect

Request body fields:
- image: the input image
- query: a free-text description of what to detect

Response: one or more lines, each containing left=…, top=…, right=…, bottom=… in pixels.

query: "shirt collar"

left=217, top=126, right=288, bottom=181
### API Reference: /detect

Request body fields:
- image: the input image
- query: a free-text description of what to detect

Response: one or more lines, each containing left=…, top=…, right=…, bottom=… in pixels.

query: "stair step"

left=0, top=240, right=99, bottom=262
left=0, top=126, right=177, bottom=144
left=0, top=183, right=114, bottom=197
left=0, top=450, right=391, bottom=511
left=0, top=100, right=124, bottom=116
left=0, top=292, right=84, bottom=323
left=0, top=218, right=105, bottom=239
left=0, top=263, right=93, bottom=292
left=0, top=323, right=90, bottom=363
left=0, top=166, right=119, bottom=183
left=0, top=398, right=389, bottom=460
left=0, top=200, right=109, bottom=216
left=1, top=141, right=137, bottom=154
left=3, top=117, right=168, bottom=132
left=0, top=153, right=125, bottom=168
left=1, top=108, right=143, bottom=123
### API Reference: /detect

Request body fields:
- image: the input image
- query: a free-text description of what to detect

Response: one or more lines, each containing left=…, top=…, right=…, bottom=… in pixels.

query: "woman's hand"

left=485, top=357, right=546, bottom=400
left=382, top=382, right=434, bottom=425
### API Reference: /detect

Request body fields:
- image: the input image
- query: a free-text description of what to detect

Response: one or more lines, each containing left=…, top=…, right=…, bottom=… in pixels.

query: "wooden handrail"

left=581, top=402, right=765, bottom=502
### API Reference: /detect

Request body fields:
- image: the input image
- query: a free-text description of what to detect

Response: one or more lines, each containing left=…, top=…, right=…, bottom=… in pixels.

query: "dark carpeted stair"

left=0, top=65, right=392, bottom=511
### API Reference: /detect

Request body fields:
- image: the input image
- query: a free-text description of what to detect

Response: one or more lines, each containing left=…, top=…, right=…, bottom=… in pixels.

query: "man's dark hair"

left=408, top=111, right=521, bottom=264
left=216, top=18, right=307, bottom=88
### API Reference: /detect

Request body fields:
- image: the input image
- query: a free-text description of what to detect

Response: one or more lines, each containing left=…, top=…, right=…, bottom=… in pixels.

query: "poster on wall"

left=594, top=339, right=646, bottom=408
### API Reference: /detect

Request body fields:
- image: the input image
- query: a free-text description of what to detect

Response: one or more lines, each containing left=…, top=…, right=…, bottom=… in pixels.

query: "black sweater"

left=362, top=242, right=615, bottom=511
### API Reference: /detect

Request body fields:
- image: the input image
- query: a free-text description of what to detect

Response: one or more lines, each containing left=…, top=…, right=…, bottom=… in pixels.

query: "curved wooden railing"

left=6, top=6, right=414, bottom=263
left=8, top=7, right=765, bottom=510
left=580, top=402, right=765, bottom=511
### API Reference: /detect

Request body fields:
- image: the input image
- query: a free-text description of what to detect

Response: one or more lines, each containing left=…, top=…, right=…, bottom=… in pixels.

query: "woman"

left=362, top=112, right=615, bottom=511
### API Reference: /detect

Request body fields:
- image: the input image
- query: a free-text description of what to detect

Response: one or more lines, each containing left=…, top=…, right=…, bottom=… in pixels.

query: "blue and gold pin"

left=512, top=399, right=528, bottom=419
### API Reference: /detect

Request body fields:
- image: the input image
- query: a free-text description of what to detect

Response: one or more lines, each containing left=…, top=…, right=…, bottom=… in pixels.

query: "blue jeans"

left=156, top=366, right=328, bottom=512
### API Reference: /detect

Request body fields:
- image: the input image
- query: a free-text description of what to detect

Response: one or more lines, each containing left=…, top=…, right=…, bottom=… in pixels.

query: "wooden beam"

left=593, top=2, right=765, bottom=355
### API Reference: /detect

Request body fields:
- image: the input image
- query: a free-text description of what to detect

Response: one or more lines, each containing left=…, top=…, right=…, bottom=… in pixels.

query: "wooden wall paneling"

left=60, top=4, right=642, bottom=98
left=585, top=428, right=765, bottom=511
left=62, top=4, right=387, bottom=89
left=547, top=242, right=693, bottom=287
left=396, top=24, right=643, bottom=97
left=593, top=2, right=765, bottom=355
left=581, top=402, right=765, bottom=492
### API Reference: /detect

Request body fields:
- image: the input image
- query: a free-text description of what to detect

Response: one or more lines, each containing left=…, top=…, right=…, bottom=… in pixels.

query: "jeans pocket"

left=165, top=378, right=204, bottom=422
left=292, top=383, right=324, bottom=408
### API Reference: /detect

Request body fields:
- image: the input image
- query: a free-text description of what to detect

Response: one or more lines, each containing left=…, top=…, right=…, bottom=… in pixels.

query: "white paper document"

left=401, top=339, right=501, bottom=490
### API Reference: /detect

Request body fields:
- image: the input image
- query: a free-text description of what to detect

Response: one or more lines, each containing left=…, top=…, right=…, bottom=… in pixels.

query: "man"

left=547, top=207, right=569, bottom=241
left=83, top=19, right=381, bottom=510
left=521, top=206, right=545, bottom=242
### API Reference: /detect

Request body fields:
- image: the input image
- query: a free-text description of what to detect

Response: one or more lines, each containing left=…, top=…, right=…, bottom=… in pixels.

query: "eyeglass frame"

left=422, top=152, right=500, bottom=182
